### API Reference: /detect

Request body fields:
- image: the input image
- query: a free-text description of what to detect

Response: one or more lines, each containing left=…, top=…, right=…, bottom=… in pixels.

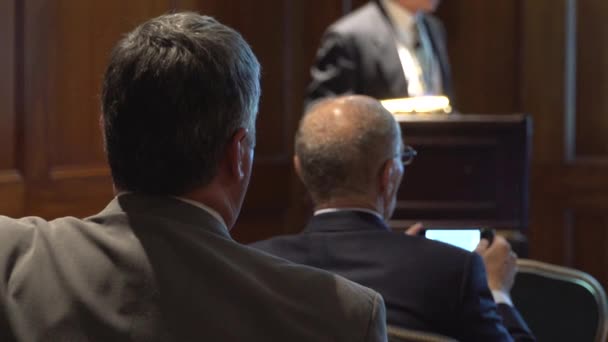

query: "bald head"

left=295, top=95, right=402, bottom=203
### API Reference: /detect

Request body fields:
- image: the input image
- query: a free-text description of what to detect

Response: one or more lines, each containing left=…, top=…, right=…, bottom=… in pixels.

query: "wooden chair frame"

left=387, top=325, right=458, bottom=342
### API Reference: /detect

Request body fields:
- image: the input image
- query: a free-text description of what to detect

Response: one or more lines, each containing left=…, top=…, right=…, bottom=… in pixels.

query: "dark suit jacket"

left=305, top=0, right=453, bottom=109
left=0, top=195, right=387, bottom=342
left=251, top=211, right=535, bottom=342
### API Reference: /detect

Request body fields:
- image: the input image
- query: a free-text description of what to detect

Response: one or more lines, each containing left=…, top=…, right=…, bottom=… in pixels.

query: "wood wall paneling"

left=522, top=0, right=569, bottom=265
left=523, top=0, right=608, bottom=291
left=436, top=0, right=522, bottom=113
left=522, top=0, right=567, bottom=164
left=53, top=0, right=98, bottom=167
left=571, top=212, right=608, bottom=287
left=576, top=0, right=608, bottom=157
left=6, top=0, right=608, bottom=292
left=22, top=0, right=57, bottom=181
left=50, top=1, right=171, bottom=169
left=20, top=0, right=173, bottom=217
left=0, top=0, right=16, bottom=171
left=0, top=0, right=25, bottom=216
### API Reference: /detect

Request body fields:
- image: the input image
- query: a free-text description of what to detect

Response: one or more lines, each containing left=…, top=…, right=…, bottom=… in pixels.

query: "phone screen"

left=424, top=229, right=481, bottom=252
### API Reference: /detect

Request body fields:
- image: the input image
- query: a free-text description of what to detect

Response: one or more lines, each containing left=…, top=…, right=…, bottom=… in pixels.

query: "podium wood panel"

left=392, top=114, right=531, bottom=232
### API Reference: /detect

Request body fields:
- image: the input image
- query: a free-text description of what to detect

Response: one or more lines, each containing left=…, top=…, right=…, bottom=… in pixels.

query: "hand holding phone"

left=421, top=228, right=514, bottom=294
left=475, top=235, right=517, bottom=293
left=422, top=228, right=495, bottom=252
left=480, top=228, right=495, bottom=246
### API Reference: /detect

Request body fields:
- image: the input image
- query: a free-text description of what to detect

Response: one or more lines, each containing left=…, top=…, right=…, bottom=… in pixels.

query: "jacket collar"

left=96, top=193, right=232, bottom=240
left=303, top=209, right=391, bottom=234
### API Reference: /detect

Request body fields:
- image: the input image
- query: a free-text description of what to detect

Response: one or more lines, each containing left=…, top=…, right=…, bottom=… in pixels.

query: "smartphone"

left=422, top=228, right=494, bottom=252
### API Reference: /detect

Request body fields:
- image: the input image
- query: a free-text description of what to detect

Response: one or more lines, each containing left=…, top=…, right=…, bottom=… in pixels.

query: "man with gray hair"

left=252, top=95, right=535, bottom=341
left=0, top=13, right=387, bottom=341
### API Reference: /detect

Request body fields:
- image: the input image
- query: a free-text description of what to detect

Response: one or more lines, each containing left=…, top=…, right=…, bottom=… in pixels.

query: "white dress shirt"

left=382, top=0, right=443, bottom=96
left=314, top=207, right=384, bottom=221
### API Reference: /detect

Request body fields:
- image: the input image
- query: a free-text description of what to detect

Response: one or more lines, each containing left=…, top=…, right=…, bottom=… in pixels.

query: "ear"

left=293, top=155, right=303, bottom=180
left=226, top=128, right=249, bottom=180
left=379, top=158, right=395, bottom=195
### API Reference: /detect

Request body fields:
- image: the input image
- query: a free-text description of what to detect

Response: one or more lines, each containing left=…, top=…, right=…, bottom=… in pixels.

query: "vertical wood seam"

left=564, top=0, right=577, bottom=163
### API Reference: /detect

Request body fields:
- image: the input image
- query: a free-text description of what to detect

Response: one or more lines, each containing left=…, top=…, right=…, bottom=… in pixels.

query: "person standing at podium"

left=305, top=0, right=452, bottom=109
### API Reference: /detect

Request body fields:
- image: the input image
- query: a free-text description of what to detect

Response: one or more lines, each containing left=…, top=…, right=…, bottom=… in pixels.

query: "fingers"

left=474, top=238, right=490, bottom=254
left=405, top=222, right=424, bottom=236
left=508, top=251, right=518, bottom=266
left=510, top=251, right=519, bottom=274
left=476, top=235, right=515, bottom=259
left=488, top=235, right=511, bottom=257
left=492, top=235, right=510, bottom=249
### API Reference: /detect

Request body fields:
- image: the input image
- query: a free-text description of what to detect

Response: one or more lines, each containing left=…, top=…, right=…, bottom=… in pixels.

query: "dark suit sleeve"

left=456, top=253, right=535, bottom=342
left=497, top=303, right=536, bottom=342
left=305, top=30, right=358, bottom=110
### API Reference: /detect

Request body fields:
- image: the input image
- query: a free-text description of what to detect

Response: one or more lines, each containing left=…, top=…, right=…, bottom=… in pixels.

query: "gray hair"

left=102, top=12, right=261, bottom=195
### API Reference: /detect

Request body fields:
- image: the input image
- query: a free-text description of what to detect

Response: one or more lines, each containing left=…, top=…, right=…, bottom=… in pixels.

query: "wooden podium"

left=389, top=113, right=532, bottom=237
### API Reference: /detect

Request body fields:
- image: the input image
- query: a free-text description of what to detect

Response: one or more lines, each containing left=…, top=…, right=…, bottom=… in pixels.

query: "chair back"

left=387, top=325, right=457, bottom=342
left=511, top=258, right=608, bottom=342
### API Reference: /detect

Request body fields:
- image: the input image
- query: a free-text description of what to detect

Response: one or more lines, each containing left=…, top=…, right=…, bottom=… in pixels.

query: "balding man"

left=251, top=96, right=535, bottom=341
left=0, top=14, right=387, bottom=341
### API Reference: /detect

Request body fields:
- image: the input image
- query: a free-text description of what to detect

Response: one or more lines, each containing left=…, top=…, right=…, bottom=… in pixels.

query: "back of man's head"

left=295, top=95, right=402, bottom=207
left=102, top=12, right=260, bottom=196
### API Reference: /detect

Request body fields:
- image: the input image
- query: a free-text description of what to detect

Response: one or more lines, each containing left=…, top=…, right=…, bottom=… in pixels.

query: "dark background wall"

left=2, top=0, right=608, bottom=290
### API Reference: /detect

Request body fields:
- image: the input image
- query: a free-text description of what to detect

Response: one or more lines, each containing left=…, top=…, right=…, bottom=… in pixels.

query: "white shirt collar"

left=382, top=0, right=418, bottom=47
left=116, top=192, right=228, bottom=232
left=314, top=207, right=384, bottom=221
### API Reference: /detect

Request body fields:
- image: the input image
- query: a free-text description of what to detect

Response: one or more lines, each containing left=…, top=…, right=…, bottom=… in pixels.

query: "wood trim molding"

left=22, top=0, right=55, bottom=180
left=49, top=165, right=110, bottom=180
left=563, top=208, right=575, bottom=267
left=0, top=169, right=24, bottom=183
left=564, top=0, right=577, bottom=163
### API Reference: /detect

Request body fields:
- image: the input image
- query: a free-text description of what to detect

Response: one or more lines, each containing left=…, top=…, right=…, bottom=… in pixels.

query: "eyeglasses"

left=399, top=145, right=417, bottom=165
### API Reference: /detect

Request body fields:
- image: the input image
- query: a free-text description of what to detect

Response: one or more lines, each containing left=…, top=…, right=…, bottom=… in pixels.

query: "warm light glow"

left=380, top=96, right=452, bottom=114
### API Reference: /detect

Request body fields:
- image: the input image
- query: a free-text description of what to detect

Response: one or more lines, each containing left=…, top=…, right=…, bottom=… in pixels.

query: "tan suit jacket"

left=0, top=194, right=387, bottom=341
